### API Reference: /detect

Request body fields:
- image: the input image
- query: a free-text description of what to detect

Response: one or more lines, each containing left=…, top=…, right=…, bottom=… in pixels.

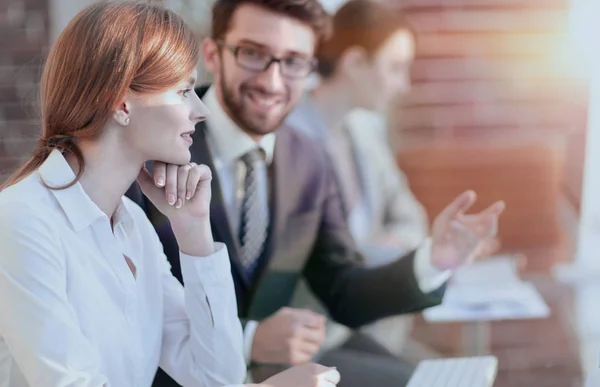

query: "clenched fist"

left=252, top=307, right=326, bottom=365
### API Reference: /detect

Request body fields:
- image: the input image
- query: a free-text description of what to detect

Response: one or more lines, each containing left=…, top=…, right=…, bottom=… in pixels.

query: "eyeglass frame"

left=215, top=39, right=316, bottom=79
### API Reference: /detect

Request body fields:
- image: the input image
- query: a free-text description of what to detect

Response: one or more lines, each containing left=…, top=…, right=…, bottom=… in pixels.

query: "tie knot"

left=241, top=148, right=266, bottom=166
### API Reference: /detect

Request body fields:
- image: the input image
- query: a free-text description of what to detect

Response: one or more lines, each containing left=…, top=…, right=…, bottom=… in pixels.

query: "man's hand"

left=474, top=237, right=501, bottom=260
left=430, top=190, right=505, bottom=270
left=252, top=307, right=326, bottom=365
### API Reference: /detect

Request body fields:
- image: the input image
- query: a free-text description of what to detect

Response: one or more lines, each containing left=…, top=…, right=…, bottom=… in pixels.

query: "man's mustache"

left=240, top=85, right=286, bottom=99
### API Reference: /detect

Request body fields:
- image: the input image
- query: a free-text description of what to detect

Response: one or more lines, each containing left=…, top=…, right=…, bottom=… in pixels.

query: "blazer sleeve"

left=349, top=111, right=429, bottom=249
left=301, top=162, right=444, bottom=329
left=379, top=140, right=430, bottom=248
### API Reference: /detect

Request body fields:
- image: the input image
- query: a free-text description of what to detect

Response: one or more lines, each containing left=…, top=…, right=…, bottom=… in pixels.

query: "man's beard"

left=218, top=69, right=289, bottom=137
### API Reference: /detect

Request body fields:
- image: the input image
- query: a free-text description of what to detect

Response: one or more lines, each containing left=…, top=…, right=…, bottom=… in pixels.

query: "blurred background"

left=0, top=0, right=589, bottom=270
left=391, top=0, right=589, bottom=273
left=0, top=0, right=598, bottom=385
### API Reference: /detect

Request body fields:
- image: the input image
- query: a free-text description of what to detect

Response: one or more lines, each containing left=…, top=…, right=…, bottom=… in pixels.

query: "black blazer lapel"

left=191, top=122, right=250, bottom=289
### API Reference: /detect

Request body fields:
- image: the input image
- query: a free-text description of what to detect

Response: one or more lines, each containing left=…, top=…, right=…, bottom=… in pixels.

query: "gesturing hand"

left=430, top=190, right=505, bottom=270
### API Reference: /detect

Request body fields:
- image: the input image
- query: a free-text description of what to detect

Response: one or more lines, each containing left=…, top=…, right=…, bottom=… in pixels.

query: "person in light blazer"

left=285, top=0, right=430, bottom=359
left=0, top=2, right=340, bottom=387
left=288, top=0, right=428, bottom=256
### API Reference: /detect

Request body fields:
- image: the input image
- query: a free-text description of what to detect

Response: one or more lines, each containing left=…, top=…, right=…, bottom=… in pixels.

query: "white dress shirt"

left=0, top=150, right=246, bottom=387
left=203, top=87, right=274, bottom=234
left=203, top=86, right=450, bottom=364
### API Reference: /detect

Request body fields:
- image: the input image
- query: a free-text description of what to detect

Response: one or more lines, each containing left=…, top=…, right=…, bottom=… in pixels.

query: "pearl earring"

left=124, top=117, right=130, bottom=125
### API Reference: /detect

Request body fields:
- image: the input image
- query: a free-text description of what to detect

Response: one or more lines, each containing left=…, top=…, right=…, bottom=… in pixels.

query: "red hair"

left=2, top=1, right=200, bottom=190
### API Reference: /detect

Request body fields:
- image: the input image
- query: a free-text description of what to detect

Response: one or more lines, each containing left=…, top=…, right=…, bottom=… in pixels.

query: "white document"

left=423, top=257, right=550, bottom=323
left=424, top=281, right=550, bottom=322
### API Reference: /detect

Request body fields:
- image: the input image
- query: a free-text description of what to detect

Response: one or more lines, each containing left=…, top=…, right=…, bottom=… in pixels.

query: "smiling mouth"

left=247, top=91, right=281, bottom=109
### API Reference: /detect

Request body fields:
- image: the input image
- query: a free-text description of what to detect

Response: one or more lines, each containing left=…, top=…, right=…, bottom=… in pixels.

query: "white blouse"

left=0, top=150, right=246, bottom=387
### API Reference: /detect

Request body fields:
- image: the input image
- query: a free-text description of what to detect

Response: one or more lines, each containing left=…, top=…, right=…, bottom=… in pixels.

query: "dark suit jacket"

left=126, top=86, right=445, bottom=330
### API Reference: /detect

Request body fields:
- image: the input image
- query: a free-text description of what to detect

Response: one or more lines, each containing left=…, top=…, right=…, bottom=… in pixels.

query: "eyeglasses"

left=217, top=40, right=315, bottom=79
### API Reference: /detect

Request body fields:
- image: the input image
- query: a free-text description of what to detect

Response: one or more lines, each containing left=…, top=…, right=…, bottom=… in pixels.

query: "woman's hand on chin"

left=137, top=161, right=216, bottom=257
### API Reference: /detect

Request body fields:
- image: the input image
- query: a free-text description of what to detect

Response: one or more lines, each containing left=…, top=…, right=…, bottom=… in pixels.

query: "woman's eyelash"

left=181, top=89, right=192, bottom=97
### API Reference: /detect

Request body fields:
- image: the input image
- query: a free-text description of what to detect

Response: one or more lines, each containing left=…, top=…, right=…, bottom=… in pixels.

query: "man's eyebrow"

left=235, top=39, right=267, bottom=49
left=234, top=39, right=311, bottom=58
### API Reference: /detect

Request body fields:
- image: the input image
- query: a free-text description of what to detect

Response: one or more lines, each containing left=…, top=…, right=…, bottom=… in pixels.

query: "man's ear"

left=338, top=46, right=368, bottom=80
left=202, top=37, right=221, bottom=73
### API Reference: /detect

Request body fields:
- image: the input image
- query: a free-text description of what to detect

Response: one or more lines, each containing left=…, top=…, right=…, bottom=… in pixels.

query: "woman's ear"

left=112, top=96, right=131, bottom=126
left=339, top=46, right=369, bottom=80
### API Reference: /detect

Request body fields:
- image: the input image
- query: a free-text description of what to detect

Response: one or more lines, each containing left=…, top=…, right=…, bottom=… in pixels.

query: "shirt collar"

left=38, top=149, right=134, bottom=232
left=203, top=86, right=276, bottom=165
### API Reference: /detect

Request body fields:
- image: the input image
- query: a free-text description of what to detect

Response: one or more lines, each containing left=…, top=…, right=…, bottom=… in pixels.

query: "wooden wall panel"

left=416, top=33, right=563, bottom=58
left=396, top=0, right=568, bottom=8
left=406, top=80, right=585, bottom=106
left=409, top=10, right=566, bottom=32
left=411, top=58, right=577, bottom=82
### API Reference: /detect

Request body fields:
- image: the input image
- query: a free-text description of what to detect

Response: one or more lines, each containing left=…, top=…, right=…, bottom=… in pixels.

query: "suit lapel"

left=191, top=122, right=250, bottom=288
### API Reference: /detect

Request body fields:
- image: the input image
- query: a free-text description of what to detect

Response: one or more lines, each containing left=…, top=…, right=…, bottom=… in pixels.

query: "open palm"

left=430, top=191, right=505, bottom=270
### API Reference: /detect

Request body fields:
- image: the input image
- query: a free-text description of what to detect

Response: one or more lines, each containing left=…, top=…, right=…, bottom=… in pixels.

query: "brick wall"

left=0, top=0, right=49, bottom=181
left=394, top=0, right=588, bottom=139
left=0, top=0, right=218, bottom=184
left=389, top=0, right=588, bottom=268
left=0, top=0, right=590, bottom=233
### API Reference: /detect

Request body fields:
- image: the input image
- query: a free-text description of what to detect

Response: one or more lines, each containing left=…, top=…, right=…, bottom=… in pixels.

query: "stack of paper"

left=423, top=256, right=551, bottom=323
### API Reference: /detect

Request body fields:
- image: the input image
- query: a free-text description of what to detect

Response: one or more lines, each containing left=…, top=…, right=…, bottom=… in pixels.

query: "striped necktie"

left=238, top=148, right=269, bottom=279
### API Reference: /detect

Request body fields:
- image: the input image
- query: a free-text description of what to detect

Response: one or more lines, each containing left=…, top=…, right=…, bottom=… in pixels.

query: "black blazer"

left=126, top=86, right=445, bottom=329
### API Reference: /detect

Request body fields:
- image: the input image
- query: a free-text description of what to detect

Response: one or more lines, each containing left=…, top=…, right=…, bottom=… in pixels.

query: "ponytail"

left=1, top=135, right=84, bottom=191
